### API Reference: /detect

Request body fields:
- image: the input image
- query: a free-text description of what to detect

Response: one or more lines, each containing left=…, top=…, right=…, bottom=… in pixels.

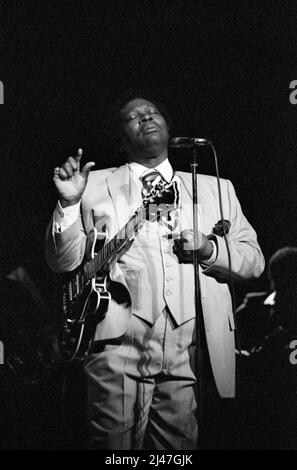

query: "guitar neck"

left=83, top=206, right=146, bottom=282
left=80, top=179, right=178, bottom=285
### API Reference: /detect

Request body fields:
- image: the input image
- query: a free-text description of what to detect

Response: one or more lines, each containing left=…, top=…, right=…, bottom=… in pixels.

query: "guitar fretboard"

left=82, top=205, right=146, bottom=283
left=63, top=181, right=179, bottom=304
left=65, top=179, right=179, bottom=299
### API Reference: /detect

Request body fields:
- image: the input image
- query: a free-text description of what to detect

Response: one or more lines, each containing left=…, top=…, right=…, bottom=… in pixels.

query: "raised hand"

left=53, top=148, right=95, bottom=207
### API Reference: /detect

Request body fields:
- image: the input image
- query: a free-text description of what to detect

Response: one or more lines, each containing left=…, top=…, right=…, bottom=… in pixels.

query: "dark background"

left=1, top=0, right=297, bottom=452
left=1, top=0, right=297, bottom=306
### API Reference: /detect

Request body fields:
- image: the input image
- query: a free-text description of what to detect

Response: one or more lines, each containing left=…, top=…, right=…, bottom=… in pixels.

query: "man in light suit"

left=45, top=92, right=265, bottom=450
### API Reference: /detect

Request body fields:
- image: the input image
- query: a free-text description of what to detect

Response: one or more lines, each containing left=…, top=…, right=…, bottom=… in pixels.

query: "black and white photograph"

left=1, top=0, right=297, bottom=457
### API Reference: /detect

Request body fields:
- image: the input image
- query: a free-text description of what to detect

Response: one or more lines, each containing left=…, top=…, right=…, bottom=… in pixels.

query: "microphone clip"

left=170, top=137, right=212, bottom=148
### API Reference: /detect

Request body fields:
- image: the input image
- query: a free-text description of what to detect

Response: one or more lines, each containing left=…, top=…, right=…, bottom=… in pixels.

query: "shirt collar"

left=129, top=158, right=174, bottom=184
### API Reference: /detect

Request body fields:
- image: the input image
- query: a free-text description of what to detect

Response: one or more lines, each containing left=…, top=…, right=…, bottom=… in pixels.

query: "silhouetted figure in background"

left=236, top=290, right=275, bottom=351
left=237, top=246, right=297, bottom=449
left=0, top=257, right=72, bottom=449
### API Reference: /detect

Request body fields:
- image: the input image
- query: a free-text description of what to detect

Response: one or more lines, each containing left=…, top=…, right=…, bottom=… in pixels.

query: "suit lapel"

left=106, top=164, right=131, bottom=230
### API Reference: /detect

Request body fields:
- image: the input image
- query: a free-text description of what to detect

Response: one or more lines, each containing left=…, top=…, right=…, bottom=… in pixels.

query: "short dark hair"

left=104, top=87, right=172, bottom=151
left=268, top=246, right=297, bottom=291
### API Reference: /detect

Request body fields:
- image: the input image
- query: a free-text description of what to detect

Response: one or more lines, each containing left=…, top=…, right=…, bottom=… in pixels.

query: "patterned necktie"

left=140, top=169, right=163, bottom=198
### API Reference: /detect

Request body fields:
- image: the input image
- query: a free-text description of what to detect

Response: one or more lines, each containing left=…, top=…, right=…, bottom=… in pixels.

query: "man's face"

left=119, top=98, right=169, bottom=162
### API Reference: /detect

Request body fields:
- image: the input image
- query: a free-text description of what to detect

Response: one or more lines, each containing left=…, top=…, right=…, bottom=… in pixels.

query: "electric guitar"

left=58, top=179, right=179, bottom=361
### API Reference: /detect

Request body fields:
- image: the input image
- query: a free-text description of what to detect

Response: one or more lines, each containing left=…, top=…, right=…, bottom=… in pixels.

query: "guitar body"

left=58, top=229, right=111, bottom=361
left=57, top=179, right=179, bottom=362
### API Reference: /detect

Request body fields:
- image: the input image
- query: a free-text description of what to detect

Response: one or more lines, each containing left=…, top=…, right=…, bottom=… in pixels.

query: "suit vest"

left=113, top=172, right=200, bottom=326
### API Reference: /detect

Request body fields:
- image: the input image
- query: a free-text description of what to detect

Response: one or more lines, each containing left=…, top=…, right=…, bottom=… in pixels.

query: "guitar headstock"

left=142, top=180, right=179, bottom=221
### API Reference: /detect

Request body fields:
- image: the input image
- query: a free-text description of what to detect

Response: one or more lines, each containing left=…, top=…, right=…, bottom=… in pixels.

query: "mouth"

left=142, top=127, right=158, bottom=135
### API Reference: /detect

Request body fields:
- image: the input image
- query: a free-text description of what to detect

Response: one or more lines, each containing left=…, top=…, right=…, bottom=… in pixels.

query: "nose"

left=139, top=113, right=153, bottom=123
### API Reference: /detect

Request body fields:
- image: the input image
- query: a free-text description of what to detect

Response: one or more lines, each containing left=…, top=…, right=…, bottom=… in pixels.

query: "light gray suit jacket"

left=45, top=163, right=265, bottom=397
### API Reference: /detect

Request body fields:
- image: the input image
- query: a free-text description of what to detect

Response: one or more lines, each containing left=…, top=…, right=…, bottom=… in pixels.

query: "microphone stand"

left=191, top=145, right=206, bottom=449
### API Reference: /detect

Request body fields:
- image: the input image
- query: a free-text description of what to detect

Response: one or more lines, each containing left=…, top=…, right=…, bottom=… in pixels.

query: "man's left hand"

left=173, top=229, right=214, bottom=263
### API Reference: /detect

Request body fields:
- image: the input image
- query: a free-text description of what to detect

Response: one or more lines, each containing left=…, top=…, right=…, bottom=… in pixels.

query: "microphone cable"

left=208, top=141, right=242, bottom=359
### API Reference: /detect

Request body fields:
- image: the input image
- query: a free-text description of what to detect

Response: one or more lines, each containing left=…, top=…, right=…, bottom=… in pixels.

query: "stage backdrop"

left=1, top=1, right=297, bottom=304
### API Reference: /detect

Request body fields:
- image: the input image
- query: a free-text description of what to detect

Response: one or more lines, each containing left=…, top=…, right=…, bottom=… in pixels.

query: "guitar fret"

left=110, top=238, right=116, bottom=253
left=131, top=212, right=142, bottom=234
left=76, top=273, right=81, bottom=294
left=104, top=243, right=109, bottom=259
left=117, top=227, right=124, bottom=242
left=126, top=219, right=133, bottom=239
left=67, top=281, right=73, bottom=301
left=71, top=278, right=76, bottom=296
left=85, top=261, right=92, bottom=281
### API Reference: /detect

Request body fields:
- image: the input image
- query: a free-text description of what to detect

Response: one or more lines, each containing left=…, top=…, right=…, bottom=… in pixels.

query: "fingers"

left=180, top=229, right=194, bottom=250
left=75, top=148, right=83, bottom=166
left=180, top=229, right=194, bottom=242
left=173, top=230, right=211, bottom=263
left=80, top=161, right=96, bottom=178
left=53, top=149, right=95, bottom=181
left=177, top=229, right=202, bottom=251
left=173, top=238, right=194, bottom=263
left=54, top=156, right=79, bottom=180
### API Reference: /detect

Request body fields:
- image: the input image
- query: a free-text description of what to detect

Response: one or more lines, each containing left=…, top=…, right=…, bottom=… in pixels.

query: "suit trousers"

left=84, top=307, right=198, bottom=450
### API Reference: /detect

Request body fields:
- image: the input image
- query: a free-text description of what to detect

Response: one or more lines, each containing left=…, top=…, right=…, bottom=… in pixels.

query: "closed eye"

left=125, top=109, right=160, bottom=122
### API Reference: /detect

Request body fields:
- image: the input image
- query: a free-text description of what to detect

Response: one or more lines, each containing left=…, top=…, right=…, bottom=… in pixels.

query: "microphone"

left=170, top=137, right=212, bottom=148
